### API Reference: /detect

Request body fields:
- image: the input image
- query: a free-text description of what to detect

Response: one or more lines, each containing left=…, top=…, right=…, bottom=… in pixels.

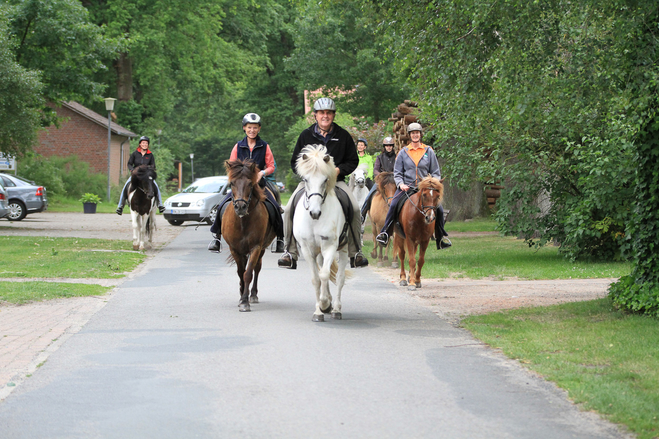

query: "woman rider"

left=207, top=113, right=284, bottom=253
left=356, top=138, right=375, bottom=189
left=116, top=136, right=165, bottom=215
left=375, top=123, right=451, bottom=250
left=360, top=136, right=396, bottom=222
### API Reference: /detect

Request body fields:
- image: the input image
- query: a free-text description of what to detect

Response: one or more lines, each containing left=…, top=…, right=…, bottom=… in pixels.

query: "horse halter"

left=302, top=179, right=328, bottom=210
left=231, top=181, right=254, bottom=213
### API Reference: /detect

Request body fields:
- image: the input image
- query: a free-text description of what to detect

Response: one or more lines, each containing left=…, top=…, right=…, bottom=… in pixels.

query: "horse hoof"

left=331, top=312, right=342, bottom=320
left=377, top=261, right=383, bottom=268
left=249, top=296, right=259, bottom=304
left=392, top=262, right=399, bottom=269
left=415, top=283, right=422, bottom=288
left=239, top=304, right=251, bottom=312
left=399, top=279, right=408, bottom=286
left=133, top=245, right=139, bottom=251
left=312, top=314, right=325, bottom=322
left=408, top=285, right=417, bottom=291
left=370, top=250, right=377, bottom=258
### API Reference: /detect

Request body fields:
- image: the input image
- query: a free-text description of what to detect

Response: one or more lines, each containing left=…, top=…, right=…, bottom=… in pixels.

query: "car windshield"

left=183, top=179, right=227, bottom=193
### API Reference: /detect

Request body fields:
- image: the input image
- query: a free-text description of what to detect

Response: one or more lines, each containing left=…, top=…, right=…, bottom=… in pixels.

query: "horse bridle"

left=302, top=179, right=328, bottom=210
left=231, top=182, right=254, bottom=212
left=404, top=189, right=437, bottom=222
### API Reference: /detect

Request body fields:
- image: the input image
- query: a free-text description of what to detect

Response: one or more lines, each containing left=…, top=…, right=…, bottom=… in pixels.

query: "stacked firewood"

left=387, top=100, right=427, bottom=151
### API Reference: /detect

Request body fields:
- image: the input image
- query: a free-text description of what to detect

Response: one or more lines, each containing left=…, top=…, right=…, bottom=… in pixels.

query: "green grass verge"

left=361, top=234, right=630, bottom=280
left=463, top=298, right=659, bottom=439
left=0, top=281, right=111, bottom=304
left=0, top=236, right=146, bottom=279
left=446, top=216, right=497, bottom=233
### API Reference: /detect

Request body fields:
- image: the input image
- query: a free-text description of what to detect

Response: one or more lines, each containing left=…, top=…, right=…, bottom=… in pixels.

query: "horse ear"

left=224, top=160, right=232, bottom=173
left=439, top=178, right=445, bottom=184
left=302, top=154, right=308, bottom=161
left=323, top=154, right=330, bottom=163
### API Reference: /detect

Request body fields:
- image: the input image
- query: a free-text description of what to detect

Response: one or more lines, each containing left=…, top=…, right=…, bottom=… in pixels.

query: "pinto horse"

left=293, top=144, right=350, bottom=322
left=128, top=165, right=158, bottom=251
left=222, top=159, right=276, bottom=312
left=393, top=176, right=444, bottom=290
left=368, top=172, right=398, bottom=267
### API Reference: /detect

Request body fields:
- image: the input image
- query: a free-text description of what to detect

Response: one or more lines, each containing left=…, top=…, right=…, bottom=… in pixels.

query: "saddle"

left=219, top=195, right=283, bottom=235
left=290, top=185, right=354, bottom=248
left=392, top=188, right=419, bottom=239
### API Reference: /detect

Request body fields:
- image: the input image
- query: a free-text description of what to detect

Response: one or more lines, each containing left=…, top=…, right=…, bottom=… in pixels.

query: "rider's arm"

left=127, top=151, right=136, bottom=171
left=373, top=155, right=382, bottom=177
left=393, top=150, right=406, bottom=188
left=427, top=147, right=441, bottom=179
left=229, top=144, right=238, bottom=161
left=263, top=144, right=275, bottom=176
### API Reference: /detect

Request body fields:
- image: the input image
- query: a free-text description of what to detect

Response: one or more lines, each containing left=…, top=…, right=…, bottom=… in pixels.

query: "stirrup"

left=116, top=206, right=123, bottom=216
left=376, top=232, right=389, bottom=246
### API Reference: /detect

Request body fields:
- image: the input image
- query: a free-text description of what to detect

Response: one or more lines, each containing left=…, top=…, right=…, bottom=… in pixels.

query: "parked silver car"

left=0, top=173, right=48, bottom=221
left=163, top=176, right=230, bottom=226
left=0, top=180, right=9, bottom=219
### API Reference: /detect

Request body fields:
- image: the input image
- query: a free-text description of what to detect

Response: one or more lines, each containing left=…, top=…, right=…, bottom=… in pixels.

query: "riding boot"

left=277, top=251, right=297, bottom=269
left=116, top=205, right=123, bottom=216
left=208, top=234, right=222, bottom=253
left=376, top=222, right=394, bottom=246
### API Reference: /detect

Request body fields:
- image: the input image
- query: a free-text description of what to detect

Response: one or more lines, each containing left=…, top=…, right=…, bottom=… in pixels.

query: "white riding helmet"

left=407, top=123, right=423, bottom=133
left=242, top=113, right=261, bottom=126
left=383, top=136, right=394, bottom=145
left=313, top=98, right=336, bottom=112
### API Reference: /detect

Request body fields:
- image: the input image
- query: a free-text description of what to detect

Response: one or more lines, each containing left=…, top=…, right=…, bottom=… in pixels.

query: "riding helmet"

left=313, top=97, right=336, bottom=112
left=383, top=136, right=394, bottom=146
left=407, top=123, right=423, bottom=134
left=357, top=138, right=368, bottom=147
left=242, top=113, right=261, bottom=126
left=139, top=135, right=150, bottom=144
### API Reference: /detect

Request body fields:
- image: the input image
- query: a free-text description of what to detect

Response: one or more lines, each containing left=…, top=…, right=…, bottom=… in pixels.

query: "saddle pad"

left=221, top=198, right=281, bottom=231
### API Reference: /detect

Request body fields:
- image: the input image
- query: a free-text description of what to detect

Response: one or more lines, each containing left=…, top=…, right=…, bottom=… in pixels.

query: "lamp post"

left=190, top=153, right=195, bottom=184
left=104, top=98, right=116, bottom=202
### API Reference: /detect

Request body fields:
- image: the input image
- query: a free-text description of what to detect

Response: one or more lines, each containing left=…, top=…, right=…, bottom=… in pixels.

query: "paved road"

left=0, top=228, right=626, bottom=438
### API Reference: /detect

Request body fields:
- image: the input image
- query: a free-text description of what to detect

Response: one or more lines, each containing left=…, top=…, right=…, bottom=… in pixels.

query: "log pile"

left=484, top=184, right=503, bottom=209
left=387, top=100, right=427, bottom=151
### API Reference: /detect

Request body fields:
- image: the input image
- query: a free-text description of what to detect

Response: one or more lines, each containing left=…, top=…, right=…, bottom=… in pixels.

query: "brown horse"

left=368, top=172, right=398, bottom=267
left=393, top=176, right=444, bottom=290
left=222, top=159, right=277, bottom=312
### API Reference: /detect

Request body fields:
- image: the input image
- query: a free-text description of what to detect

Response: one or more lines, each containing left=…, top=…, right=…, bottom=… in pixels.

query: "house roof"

left=62, top=101, right=137, bottom=138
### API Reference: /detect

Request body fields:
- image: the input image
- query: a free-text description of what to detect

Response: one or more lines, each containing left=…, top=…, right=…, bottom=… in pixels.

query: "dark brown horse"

left=128, top=165, right=158, bottom=251
left=393, top=176, right=444, bottom=290
left=368, top=172, right=398, bottom=267
left=222, top=159, right=277, bottom=312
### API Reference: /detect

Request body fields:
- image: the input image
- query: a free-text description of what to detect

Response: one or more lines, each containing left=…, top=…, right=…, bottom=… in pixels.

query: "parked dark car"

left=276, top=181, right=286, bottom=192
left=0, top=173, right=48, bottom=221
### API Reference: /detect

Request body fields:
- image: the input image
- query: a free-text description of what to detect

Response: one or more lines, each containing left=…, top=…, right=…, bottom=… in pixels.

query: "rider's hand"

left=336, top=167, right=341, bottom=176
left=257, top=170, right=265, bottom=181
left=400, top=184, right=410, bottom=191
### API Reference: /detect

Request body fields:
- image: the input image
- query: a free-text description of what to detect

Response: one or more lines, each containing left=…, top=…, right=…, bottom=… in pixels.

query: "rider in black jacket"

left=360, top=136, right=396, bottom=222
left=116, top=136, right=165, bottom=215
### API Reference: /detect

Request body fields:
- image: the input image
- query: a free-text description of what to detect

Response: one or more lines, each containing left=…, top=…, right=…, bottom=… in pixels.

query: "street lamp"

left=190, top=153, right=195, bottom=183
left=104, top=98, right=116, bottom=202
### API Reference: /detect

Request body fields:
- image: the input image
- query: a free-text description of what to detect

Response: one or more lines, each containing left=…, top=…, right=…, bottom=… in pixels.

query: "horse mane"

left=296, top=144, right=337, bottom=191
left=224, top=159, right=265, bottom=202
left=130, top=165, right=157, bottom=186
left=418, top=176, right=444, bottom=202
left=376, top=172, right=395, bottom=195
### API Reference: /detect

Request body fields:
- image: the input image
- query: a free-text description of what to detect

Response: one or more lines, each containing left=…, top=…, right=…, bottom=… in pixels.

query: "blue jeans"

left=117, top=179, right=162, bottom=208
left=360, top=184, right=379, bottom=222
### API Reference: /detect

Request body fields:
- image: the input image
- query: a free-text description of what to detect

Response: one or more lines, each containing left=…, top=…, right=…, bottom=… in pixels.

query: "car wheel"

left=7, top=200, right=27, bottom=221
left=167, top=219, right=184, bottom=226
left=207, top=205, right=218, bottom=225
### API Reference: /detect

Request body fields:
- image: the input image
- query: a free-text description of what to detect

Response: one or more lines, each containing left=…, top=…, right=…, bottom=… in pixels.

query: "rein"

left=404, top=189, right=436, bottom=221
left=231, top=182, right=254, bottom=213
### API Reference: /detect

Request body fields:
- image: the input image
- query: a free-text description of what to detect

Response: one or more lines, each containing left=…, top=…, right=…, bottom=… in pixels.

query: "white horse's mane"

left=296, top=144, right=337, bottom=190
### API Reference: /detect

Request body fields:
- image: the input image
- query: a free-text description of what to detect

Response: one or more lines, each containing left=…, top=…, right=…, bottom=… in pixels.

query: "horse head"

left=296, top=144, right=337, bottom=220
left=376, top=172, right=396, bottom=204
left=131, top=165, right=157, bottom=200
left=352, top=167, right=366, bottom=188
left=225, top=159, right=264, bottom=218
left=417, top=176, right=444, bottom=224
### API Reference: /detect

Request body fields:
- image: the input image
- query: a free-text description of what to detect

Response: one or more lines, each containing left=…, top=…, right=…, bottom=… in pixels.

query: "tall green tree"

left=0, top=5, right=43, bottom=156
left=373, top=0, right=659, bottom=313
left=287, top=0, right=406, bottom=122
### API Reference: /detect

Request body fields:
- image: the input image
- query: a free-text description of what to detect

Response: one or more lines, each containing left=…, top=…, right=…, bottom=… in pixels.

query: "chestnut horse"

left=222, top=159, right=277, bottom=312
left=393, top=176, right=444, bottom=290
left=368, top=172, right=398, bottom=267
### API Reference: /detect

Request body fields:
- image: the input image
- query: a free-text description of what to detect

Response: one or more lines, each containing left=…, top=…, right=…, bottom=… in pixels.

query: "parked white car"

left=163, top=176, right=230, bottom=226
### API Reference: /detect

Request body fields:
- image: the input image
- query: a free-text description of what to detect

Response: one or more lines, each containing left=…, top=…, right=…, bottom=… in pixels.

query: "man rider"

left=116, top=136, right=165, bottom=215
left=277, top=97, right=369, bottom=269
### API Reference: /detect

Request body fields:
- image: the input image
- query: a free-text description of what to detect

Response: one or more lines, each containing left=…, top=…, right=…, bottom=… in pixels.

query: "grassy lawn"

left=47, top=195, right=118, bottom=213
left=446, top=216, right=498, bottom=233
left=0, top=236, right=146, bottom=279
left=463, top=299, right=659, bottom=439
left=0, top=281, right=111, bottom=304
left=361, top=232, right=630, bottom=280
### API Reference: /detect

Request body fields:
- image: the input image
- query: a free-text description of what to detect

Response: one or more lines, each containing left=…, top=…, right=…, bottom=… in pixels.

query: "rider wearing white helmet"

left=277, top=97, right=369, bottom=269
left=375, top=123, right=451, bottom=250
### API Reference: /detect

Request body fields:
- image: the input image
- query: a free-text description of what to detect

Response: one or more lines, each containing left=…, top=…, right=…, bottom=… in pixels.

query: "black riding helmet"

left=139, top=135, right=150, bottom=144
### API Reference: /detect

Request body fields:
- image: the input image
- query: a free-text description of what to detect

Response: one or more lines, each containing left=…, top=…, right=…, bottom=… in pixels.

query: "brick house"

left=36, top=101, right=137, bottom=185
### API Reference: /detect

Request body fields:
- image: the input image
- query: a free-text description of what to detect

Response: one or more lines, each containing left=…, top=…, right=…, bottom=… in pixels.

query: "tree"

left=287, top=0, right=407, bottom=122
left=0, top=5, right=43, bottom=156
left=372, top=0, right=659, bottom=313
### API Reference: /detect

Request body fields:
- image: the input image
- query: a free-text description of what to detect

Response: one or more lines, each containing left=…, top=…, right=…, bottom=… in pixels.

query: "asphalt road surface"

left=0, top=227, right=626, bottom=438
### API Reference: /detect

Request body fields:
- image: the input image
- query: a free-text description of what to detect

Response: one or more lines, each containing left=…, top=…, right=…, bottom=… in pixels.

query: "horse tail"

left=328, top=258, right=353, bottom=284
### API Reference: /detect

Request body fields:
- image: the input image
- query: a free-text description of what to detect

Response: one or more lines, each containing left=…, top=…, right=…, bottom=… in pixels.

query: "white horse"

left=127, top=165, right=158, bottom=251
left=293, top=144, right=350, bottom=322
left=349, top=165, right=369, bottom=212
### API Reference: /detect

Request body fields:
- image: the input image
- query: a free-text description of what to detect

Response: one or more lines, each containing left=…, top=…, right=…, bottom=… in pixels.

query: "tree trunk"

left=114, top=53, right=133, bottom=101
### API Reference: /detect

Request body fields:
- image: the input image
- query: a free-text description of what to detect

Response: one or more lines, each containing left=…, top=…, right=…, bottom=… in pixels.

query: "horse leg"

left=396, top=237, right=407, bottom=286
left=415, top=241, right=430, bottom=288
left=370, top=221, right=378, bottom=259
left=249, top=249, right=266, bottom=303
left=233, top=253, right=250, bottom=312
left=139, top=214, right=148, bottom=251
left=407, top=240, right=418, bottom=291
left=299, top=245, right=324, bottom=322
left=131, top=210, right=140, bottom=251
left=317, top=252, right=333, bottom=314
left=332, top=248, right=349, bottom=320
left=240, top=248, right=261, bottom=312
